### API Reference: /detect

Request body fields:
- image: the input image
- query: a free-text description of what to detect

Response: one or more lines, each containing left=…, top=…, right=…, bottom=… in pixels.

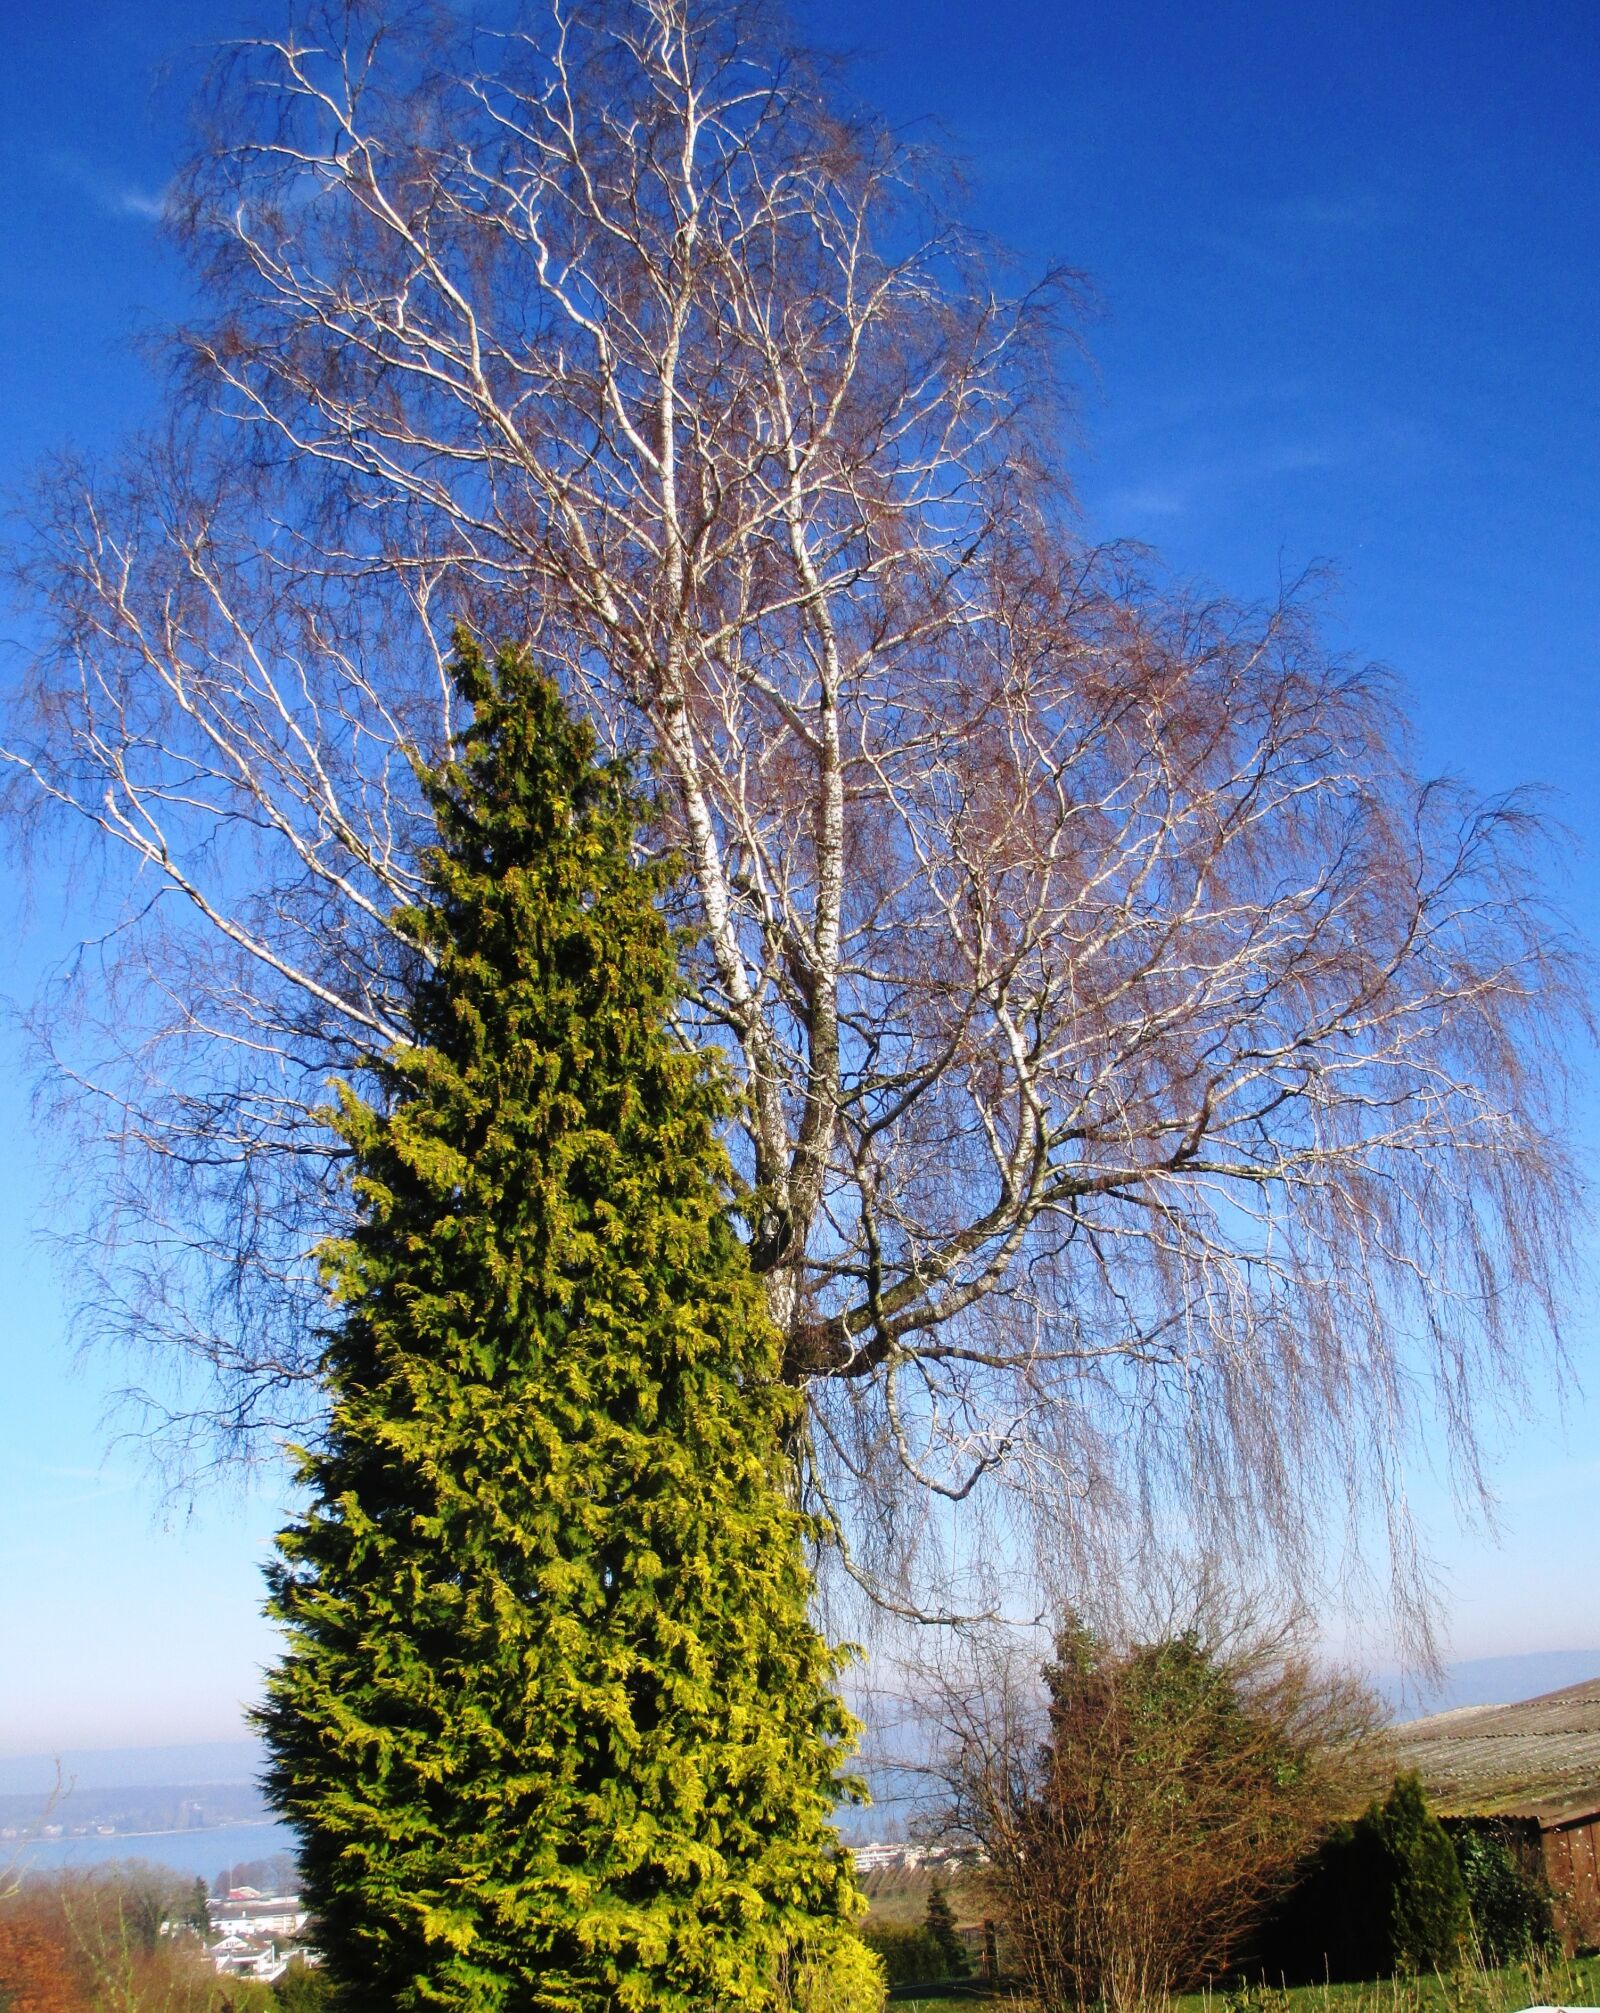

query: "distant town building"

left=206, top=1892, right=314, bottom=1980
left=850, top=1841, right=971, bottom=1875
left=210, top=1933, right=291, bottom=1983
left=210, top=1893, right=310, bottom=1940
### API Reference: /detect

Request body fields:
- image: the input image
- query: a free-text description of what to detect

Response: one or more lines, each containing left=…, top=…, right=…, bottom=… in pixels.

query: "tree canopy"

left=3, top=0, right=1585, bottom=1628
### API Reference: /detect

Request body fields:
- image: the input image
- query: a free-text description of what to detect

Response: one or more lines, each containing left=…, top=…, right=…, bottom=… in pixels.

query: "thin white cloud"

left=43, top=150, right=168, bottom=225
left=1091, top=434, right=1355, bottom=534
left=1197, top=190, right=1390, bottom=272
left=1100, top=482, right=1190, bottom=520
left=1259, top=440, right=1344, bottom=476
left=107, top=187, right=167, bottom=222
left=32, top=1459, right=140, bottom=1506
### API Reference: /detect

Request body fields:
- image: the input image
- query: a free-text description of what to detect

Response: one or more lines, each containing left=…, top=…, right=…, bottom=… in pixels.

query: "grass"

left=890, top=1952, right=1600, bottom=2013
left=884, top=1974, right=1015, bottom=2007
left=1179, top=1952, right=1600, bottom=2013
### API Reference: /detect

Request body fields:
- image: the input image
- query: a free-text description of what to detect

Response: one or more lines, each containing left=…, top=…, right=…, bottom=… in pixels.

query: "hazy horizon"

left=6, top=1647, right=1600, bottom=1784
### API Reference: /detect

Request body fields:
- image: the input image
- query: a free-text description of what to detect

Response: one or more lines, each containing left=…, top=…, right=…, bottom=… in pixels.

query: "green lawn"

left=1174, top=1953, right=1600, bottom=2013
left=890, top=1952, right=1600, bottom=2013
left=887, top=1988, right=1025, bottom=2011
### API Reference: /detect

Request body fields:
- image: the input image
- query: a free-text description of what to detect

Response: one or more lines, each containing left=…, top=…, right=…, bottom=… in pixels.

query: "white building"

left=209, top=1894, right=310, bottom=1941
left=210, top=1934, right=290, bottom=1984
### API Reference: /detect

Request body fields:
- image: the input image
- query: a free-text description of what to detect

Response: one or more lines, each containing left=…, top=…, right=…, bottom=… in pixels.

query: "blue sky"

left=1, top=1, right=1597, bottom=1756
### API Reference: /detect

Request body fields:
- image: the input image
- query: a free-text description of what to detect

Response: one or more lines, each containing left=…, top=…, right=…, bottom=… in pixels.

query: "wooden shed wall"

left=1543, top=1816, right=1600, bottom=1954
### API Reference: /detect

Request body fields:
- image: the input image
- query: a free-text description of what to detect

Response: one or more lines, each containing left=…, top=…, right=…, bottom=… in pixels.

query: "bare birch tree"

left=3, top=0, right=1585, bottom=1617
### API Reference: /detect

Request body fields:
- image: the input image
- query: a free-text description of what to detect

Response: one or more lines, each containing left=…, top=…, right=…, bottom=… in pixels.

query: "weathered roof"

left=1386, top=1677, right=1600, bottom=1823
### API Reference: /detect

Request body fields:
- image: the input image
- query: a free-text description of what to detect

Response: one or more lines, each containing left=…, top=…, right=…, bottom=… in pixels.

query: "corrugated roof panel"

left=1386, top=1679, right=1600, bottom=1822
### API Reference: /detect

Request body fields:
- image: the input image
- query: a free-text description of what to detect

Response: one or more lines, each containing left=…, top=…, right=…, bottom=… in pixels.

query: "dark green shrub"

left=1372, top=1772, right=1471, bottom=1972
left=924, top=1883, right=970, bottom=1978
left=1452, top=1825, right=1556, bottom=1963
left=1256, top=1773, right=1470, bottom=1981
left=272, top=1960, right=336, bottom=2013
left=1251, top=1819, right=1389, bottom=1982
left=858, top=1923, right=945, bottom=1987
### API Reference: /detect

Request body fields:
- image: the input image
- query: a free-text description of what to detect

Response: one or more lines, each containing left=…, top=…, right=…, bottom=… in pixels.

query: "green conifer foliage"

left=257, top=641, right=861, bottom=2012
left=1365, top=1773, right=1471, bottom=1974
left=1259, top=1773, right=1471, bottom=1983
left=922, top=1885, right=968, bottom=1978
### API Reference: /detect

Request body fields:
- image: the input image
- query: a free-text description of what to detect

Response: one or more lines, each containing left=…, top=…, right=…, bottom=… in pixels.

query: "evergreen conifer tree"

left=1366, top=1772, right=1470, bottom=1974
left=923, top=1884, right=968, bottom=1978
left=257, top=641, right=862, bottom=2012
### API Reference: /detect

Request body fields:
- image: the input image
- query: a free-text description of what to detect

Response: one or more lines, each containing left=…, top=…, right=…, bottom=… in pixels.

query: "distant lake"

left=11, top=1818, right=298, bottom=1881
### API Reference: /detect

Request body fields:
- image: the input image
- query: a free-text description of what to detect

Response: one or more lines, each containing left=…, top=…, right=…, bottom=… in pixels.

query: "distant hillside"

left=1384, top=1649, right=1600, bottom=1720
left=856, top=1857, right=985, bottom=1930
left=0, top=1777, right=271, bottom=1843
left=0, top=1741, right=263, bottom=1799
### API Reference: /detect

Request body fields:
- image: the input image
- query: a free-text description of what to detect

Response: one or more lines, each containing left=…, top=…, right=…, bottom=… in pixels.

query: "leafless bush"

left=0, top=1866, right=234, bottom=2013
left=929, top=1595, right=1383, bottom=2012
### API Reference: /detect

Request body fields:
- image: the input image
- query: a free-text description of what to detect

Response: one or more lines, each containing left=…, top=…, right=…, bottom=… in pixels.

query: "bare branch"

left=3, top=0, right=1586, bottom=1631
